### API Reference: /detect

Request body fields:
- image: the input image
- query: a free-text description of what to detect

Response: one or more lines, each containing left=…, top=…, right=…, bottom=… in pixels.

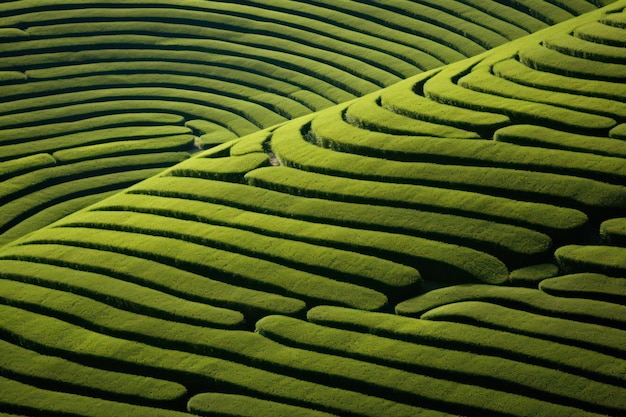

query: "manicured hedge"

left=380, top=75, right=510, bottom=136
left=256, top=315, right=626, bottom=414
left=459, top=63, right=626, bottom=120
left=600, top=217, right=626, bottom=245
left=492, top=57, right=626, bottom=101
left=246, top=164, right=587, bottom=237
left=519, top=41, right=626, bottom=81
left=0, top=154, right=56, bottom=180
left=57, top=209, right=420, bottom=294
left=0, top=338, right=187, bottom=405
left=169, top=153, right=269, bottom=183
left=0, top=259, right=244, bottom=328
left=539, top=273, right=626, bottom=305
left=0, top=304, right=450, bottom=417
left=107, top=182, right=549, bottom=269
left=508, top=263, right=560, bottom=287
left=494, top=124, right=626, bottom=158
left=555, top=244, right=626, bottom=277
left=0, top=376, right=193, bottom=417
left=188, top=393, right=337, bottom=417
left=344, top=93, right=479, bottom=138
left=0, top=244, right=305, bottom=320
left=126, top=177, right=509, bottom=284
left=396, top=283, right=626, bottom=329
left=419, top=300, right=626, bottom=358
left=307, top=305, right=626, bottom=382
left=19, top=226, right=388, bottom=311
left=544, top=32, right=626, bottom=64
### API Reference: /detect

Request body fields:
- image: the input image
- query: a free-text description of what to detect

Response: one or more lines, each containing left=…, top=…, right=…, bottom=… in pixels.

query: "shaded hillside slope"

left=0, top=2, right=625, bottom=416
left=0, top=0, right=613, bottom=246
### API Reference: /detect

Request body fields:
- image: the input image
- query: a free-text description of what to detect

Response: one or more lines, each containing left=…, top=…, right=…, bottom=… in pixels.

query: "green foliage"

left=508, top=263, right=560, bottom=287
left=188, top=393, right=338, bottom=417
left=555, top=244, right=626, bottom=277
left=600, top=217, right=626, bottom=245
left=540, top=273, right=626, bottom=304
left=0, top=244, right=304, bottom=320
left=418, top=300, right=626, bottom=358
left=169, top=153, right=269, bottom=183
left=256, top=314, right=626, bottom=414
left=0, top=154, right=56, bottom=181
left=396, top=283, right=626, bottom=329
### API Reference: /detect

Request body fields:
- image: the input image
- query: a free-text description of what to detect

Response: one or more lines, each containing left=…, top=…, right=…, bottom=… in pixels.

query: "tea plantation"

left=0, top=1, right=625, bottom=416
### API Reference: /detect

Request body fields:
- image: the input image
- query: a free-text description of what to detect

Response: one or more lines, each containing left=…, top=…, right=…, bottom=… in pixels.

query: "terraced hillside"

left=0, top=0, right=609, bottom=246
left=1, top=1, right=625, bottom=417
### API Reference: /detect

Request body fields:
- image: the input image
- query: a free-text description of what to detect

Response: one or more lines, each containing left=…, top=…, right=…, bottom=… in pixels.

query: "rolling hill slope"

left=0, top=1, right=625, bottom=416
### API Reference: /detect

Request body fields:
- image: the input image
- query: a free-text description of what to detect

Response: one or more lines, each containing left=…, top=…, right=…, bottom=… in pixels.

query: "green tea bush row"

left=424, top=58, right=617, bottom=132
left=307, top=305, right=626, bottom=382
left=344, top=94, right=479, bottom=138
left=417, top=300, right=626, bottom=358
left=188, top=393, right=337, bottom=417
left=2, top=125, right=192, bottom=162
left=459, top=64, right=626, bottom=120
left=494, top=124, right=626, bottom=158
left=0, top=244, right=305, bottom=319
left=600, top=217, right=626, bottom=245
left=0, top=154, right=56, bottom=181
left=519, top=42, right=626, bottom=81
left=0, top=259, right=244, bottom=328
left=0, top=190, right=118, bottom=248
left=380, top=75, right=510, bottom=136
left=110, top=182, right=549, bottom=270
left=543, top=32, right=626, bottom=64
left=57, top=209, right=420, bottom=294
left=126, top=177, right=509, bottom=284
left=2, top=281, right=597, bottom=417
left=0, top=338, right=187, bottom=405
left=20, top=226, right=388, bottom=310
left=491, top=57, right=626, bottom=101
left=539, top=273, right=626, bottom=305
left=246, top=163, right=586, bottom=238
left=555, top=244, right=626, bottom=277
left=576, top=20, right=626, bottom=46
left=0, top=376, right=192, bottom=417
left=169, top=153, right=269, bottom=183
left=0, top=304, right=444, bottom=417
left=303, top=109, right=626, bottom=212
left=396, top=283, right=626, bottom=329
left=0, top=113, right=186, bottom=146
left=256, top=315, right=626, bottom=414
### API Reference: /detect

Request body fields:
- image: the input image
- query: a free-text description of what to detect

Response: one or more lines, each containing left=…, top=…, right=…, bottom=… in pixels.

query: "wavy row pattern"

left=0, top=1, right=624, bottom=417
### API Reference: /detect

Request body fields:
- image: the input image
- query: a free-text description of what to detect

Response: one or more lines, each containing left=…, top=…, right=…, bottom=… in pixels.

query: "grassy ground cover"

left=555, top=244, right=626, bottom=277
left=418, top=300, right=626, bottom=358
left=307, top=305, right=626, bottom=382
left=0, top=259, right=244, bottom=328
left=0, top=243, right=305, bottom=320
left=0, top=338, right=187, bottom=406
left=396, top=283, right=626, bottom=329
left=256, top=315, right=626, bottom=414
left=0, top=376, right=192, bottom=417
left=539, top=273, right=626, bottom=304
left=246, top=164, right=587, bottom=238
left=18, top=226, right=388, bottom=311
